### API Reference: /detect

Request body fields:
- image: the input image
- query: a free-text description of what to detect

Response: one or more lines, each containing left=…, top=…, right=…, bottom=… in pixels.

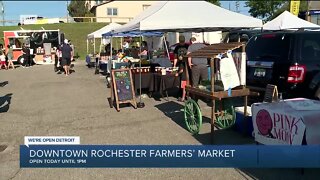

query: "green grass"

left=0, top=22, right=107, bottom=59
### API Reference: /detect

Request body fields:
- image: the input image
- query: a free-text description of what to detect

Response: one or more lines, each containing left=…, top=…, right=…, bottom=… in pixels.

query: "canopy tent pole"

left=163, top=35, right=170, bottom=59
left=109, top=34, right=113, bottom=108
left=121, top=37, right=124, bottom=53
left=137, top=31, right=145, bottom=108
left=86, top=39, right=89, bottom=54
left=94, top=38, right=96, bottom=54
left=99, top=38, right=103, bottom=53
left=109, top=35, right=113, bottom=73
left=202, top=31, right=205, bottom=43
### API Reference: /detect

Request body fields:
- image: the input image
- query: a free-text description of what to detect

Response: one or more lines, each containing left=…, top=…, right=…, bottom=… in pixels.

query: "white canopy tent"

left=112, top=1, right=262, bottom=33
left=87, top=22, right=122, bottom=54
left=263, top=11, right=320, bottom=30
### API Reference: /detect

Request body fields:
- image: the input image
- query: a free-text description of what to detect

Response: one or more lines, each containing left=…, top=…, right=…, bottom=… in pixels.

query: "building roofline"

left=90, top=0, right=113, bottom=12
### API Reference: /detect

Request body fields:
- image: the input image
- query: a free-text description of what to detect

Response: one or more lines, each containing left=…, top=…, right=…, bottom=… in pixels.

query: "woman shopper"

left=6, top=45, right=15, bottom=69
left=0, top=51, right=7, bottom=70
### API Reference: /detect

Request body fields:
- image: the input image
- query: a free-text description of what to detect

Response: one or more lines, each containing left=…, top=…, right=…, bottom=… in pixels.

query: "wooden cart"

left=184, top=42, right=257, bottom=141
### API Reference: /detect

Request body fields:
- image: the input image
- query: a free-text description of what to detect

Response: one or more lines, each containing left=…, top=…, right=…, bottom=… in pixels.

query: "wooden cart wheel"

left=184, top=98, right=202, bottom=134
left=215, top=99, right=236, bottom=129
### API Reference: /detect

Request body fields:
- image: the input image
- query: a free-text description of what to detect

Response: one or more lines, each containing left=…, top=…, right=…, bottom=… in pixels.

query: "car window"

left=228, top=33, right=240, bottom=43
left=240, top=34, right=249, bottom=42
left=301, top=34, right=320, bottom=62
left=246, top=34, right=291, bottom=62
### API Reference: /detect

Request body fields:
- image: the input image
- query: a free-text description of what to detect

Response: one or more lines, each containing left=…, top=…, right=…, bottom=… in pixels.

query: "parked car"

left=246, top=31, right=320, bottom=100
left=168, top=42, right=210, bottom=62
left=223, top=29, right=262, bottom=43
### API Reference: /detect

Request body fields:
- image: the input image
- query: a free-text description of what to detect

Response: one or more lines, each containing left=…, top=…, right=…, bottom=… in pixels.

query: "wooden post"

left=210, top=57, right=216, bottom=144
left=110, top=73, right=114, bottom=108
left=242, top=44, right=248, bottom=136
left=185, top=60, right=190, bottom=86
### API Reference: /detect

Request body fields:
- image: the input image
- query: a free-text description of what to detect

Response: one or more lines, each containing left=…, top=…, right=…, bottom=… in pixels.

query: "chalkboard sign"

left=111, top=69, right=137, bottom=111
left=263, top=84, right=278, bottom=103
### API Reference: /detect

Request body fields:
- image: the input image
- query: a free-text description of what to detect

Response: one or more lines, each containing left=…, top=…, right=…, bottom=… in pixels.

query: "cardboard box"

left=35, top=54, right=43, bottom=62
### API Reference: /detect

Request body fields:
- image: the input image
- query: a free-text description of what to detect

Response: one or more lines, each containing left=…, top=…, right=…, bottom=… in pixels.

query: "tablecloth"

left=133, top=73, right=154, bottom=94
left=149, top=73, right=180, bottom=96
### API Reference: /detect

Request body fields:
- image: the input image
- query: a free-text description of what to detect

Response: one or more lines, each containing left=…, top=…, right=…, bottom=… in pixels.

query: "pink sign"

left=253, top=103, right=306, bottom=145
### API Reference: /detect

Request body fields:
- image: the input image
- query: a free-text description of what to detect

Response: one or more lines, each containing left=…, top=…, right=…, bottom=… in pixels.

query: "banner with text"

left=290, top=0, right=300, bottom=16
left=252, top=104, right=306, bottom=145
left=20, top=145, right=320, bottom=168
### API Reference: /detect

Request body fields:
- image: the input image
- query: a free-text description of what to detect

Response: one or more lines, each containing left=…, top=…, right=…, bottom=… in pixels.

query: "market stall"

left=263, top=11, right=320, bottom=30
left=3, top=29, right=61, bottom=64
left=252, top=98, right=320, bottom=145
left=184, top=42, right=258, bottom=142
left=106, top=1, right=263, bottom=120
left=104, top=31, right=172, bottom=111
left=112, top=1, right=262, bottom=34
left=87, top=22, right=122, bottom=54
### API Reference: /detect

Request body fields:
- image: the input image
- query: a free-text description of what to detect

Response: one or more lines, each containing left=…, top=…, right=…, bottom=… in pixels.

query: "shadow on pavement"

left=154, top=101, right=188, bottom=132
left=193, top=128, right=255, bottom=145
left=0, top=93, right=12, bottom=113
left=238, top=168, right=320, bottom=180
left=0, top=81, right=8, bottom=87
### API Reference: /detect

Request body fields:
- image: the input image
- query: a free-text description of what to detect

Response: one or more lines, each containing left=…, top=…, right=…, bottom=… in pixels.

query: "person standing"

left=139, top=41, right=148, bottom=60
left=6, top=45, right=15, bottom=69
left=174, top=35, right=189, bottom=102
left=0, top=44, right=4, bottom=54
left=61, top=39, right=73, bottom=76
left=122, top=41, right=129, bottom=50
left=0, top=51, right=7, bottom=70
left=22, top=44, right=31, bottom=68
left=68, top=40, right=75, bottom=61
left=187, top=37, right=208, bottom=87
left=53, top=47, right=60, bottom=72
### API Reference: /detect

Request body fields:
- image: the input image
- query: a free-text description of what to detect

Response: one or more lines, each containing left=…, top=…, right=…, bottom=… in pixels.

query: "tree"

left=246, top=0, right=309, bottom=21
left=206, top=0, right=221, bottom=7
left=245, top=0, right=286, bottom=21
left=67, top=0, right=91, bottom=22
left=270, top=0, right=308, bottom=19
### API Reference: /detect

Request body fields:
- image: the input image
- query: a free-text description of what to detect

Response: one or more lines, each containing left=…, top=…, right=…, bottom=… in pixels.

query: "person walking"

left=174, top=35, right=189, bottom=102
left=6, top=45, right=14, bottom=69
left=61, top=39, right=73, bottom=76
left=187, top=37, right=208, bottom=87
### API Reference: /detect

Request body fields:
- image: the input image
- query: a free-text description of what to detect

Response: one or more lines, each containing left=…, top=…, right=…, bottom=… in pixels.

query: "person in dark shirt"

left=61, top=39, right=73, bottom=76
left=174, top=35, right=189, bottom=102
left=22, top=44, right=31, bottom=68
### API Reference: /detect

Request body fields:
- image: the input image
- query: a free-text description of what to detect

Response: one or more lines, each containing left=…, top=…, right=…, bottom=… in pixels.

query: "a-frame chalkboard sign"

left=263, top=84, right=278, bottom=103
left=111, top=69, right=137, bottom=111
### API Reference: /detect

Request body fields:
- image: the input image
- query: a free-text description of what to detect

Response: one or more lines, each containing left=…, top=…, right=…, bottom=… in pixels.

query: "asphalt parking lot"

left=0, top=62, right=318, bottom=180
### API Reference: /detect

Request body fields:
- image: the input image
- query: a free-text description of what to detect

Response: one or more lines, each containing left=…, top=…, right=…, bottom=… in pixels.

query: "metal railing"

left=0, top=16, right=133, bottom=25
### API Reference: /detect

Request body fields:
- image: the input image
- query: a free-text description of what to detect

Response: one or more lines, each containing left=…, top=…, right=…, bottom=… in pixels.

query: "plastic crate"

left=235, top=106, right=253, bottom=137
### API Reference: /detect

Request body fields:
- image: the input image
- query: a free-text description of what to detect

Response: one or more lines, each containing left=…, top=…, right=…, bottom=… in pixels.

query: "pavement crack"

left=8, top=168, right=21, bottom=180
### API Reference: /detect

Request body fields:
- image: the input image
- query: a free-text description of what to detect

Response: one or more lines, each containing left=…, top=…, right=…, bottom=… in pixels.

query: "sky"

left=3, top=1, right=68, bottom=26
left=1, top=1, right=250, bottom=26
